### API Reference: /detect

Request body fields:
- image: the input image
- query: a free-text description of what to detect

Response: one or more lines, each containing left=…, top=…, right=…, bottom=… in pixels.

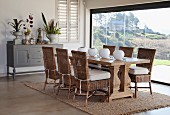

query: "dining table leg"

left=109, top=64, right=133, bottom=100
left=109, top=65, right=121, bottom=94
left=119, top=64, right=131, bottom=91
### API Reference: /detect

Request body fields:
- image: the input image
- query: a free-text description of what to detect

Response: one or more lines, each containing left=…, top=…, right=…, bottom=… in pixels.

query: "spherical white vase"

left=46, top=34, right=58, bottom=44
left=88, top=48, right=98, bottom=57
left=78, top=47, right=88, bottom=52
left=113, top=50, right=125, bottom=60
left=99, top=48, right=110, bottom=58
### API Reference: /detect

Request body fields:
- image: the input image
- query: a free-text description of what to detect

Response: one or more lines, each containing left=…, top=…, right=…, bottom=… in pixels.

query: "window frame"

left=90, top=0, right=170, bottom=85
left=90, top=1, right=170, bottom=48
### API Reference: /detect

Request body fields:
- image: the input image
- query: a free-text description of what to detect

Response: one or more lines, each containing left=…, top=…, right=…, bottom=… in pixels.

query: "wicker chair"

left=71, top=50, right=110, bottom=106
left=42, top=47, right=60, bottom=90
left=119, top=46, right=134, bottom=57
left=103, top=45, right=116, bottom=55
left=129, top=48, right=156, bottom=98
left=56, top=48, right=75, bottom=99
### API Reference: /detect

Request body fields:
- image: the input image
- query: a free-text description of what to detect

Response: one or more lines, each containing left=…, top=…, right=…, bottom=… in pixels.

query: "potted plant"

left=8, top=19, right=23, bottom=36
left=41, top=12, right=61, bottom=44
left=22, top=14, right=34, bottom=45
left=23, top=14, right=33, bottom=36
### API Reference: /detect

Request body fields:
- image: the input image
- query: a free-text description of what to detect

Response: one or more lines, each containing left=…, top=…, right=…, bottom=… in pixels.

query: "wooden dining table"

left=87, top=56, right=150, bottom=100
left=65, top=53, right=150, bottom=100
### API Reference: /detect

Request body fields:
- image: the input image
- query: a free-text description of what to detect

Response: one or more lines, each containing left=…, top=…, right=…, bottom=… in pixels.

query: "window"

left=56, top=0, right=79, bottom=42
left=90, top=1, right=170, bottom=84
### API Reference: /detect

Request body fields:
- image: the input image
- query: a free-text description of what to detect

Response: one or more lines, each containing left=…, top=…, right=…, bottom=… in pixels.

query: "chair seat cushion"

left=129, top=66, right=149, bottom=75
left=89, top=69, right=110, bottom=81
left=88, top=63, right=101, bottom=69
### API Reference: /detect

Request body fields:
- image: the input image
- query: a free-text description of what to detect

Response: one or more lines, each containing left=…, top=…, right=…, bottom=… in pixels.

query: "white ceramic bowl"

left=113, top=50, right=125, bottom=60
left=99, top=48, right=110, bottom=58
left=88, top=48, right=98, bottom=57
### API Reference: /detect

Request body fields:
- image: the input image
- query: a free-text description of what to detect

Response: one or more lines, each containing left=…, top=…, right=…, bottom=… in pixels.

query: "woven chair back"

left=103, top=45, right=116, bottom=55
left=56, top=48, right=70, bottom=74
left=119, top=46, right=134, bottom=57
left=42, top=47, right=57, bottom=80
left=71, top=50, right=88, bottom=80
left=137, top=48, right=156, bottom=74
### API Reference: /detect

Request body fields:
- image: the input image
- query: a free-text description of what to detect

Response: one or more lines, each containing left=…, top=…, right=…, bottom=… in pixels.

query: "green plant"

left=24, top=28, right=31, bottom=35
left=8, top=19, right=23, bottom=32
left=41, top=12, right=61, bottom=34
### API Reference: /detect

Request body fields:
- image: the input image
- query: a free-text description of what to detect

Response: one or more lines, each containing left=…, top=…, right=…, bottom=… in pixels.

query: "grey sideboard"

left=7, top=41, right=63, bottom=79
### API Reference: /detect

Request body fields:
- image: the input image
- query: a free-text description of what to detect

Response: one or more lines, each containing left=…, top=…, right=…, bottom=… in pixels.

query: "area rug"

left=24, top=82, right=170, bottom=115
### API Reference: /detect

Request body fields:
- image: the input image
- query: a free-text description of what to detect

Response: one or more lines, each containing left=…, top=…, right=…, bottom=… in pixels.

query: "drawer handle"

left=27, top=54, right=30, bottom=59
left=37, top=51, right=41, bottom=52
left=37, top=61, right=41, bottom=62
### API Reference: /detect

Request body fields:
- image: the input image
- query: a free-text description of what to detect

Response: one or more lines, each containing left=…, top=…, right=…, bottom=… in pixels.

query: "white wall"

left=0, top=0, right=85, bottom=75
left=0, top=0, right=55, bottom=75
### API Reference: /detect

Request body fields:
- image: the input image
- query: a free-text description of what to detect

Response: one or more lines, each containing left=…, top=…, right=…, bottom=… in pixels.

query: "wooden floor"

left=1, top=73, right=170, bottom=115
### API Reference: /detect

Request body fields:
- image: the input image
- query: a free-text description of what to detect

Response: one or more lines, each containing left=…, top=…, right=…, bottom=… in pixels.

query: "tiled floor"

left=1, top=73, right=170, bottom=115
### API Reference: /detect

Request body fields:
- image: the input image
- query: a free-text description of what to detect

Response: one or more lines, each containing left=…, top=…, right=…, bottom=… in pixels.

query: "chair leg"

left=73, top=88, right=77, bottom=101
left=53, top=80, right=56, bottom=93
left=134, top=82, right=137, bottom=98
left=85, top=91, right=89, bottom=107
left=149, top=81, right=152, bottom=95
left=68, top=85, right=71, bottom=99
left=56, top=84, right=60, bottom=95
left=108, top=80, right=110, bottom=102
left=43, top=78, right=47, bottom=90
left=56, top=78, right=63, bottom=95
left=67, top=77, right=71, bottom=99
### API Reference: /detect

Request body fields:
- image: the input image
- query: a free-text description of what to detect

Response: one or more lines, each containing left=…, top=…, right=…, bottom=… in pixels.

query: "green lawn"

left=154, top=59, right=170, bottom=66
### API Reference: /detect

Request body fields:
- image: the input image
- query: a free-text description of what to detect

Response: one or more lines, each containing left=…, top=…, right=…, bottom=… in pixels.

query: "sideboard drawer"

left=30, top=53, right=43, bottom=59
left=30, top=59, right=43, bottom=66
left=30, top=47, right=42, bottom=53
left=30, top=48, right=43, bottom=59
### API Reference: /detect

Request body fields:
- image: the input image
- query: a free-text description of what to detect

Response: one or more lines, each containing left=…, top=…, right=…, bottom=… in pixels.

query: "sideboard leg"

left=13, top=68, right=16, bottom=80
left=7, top=66, right=9, bottom=79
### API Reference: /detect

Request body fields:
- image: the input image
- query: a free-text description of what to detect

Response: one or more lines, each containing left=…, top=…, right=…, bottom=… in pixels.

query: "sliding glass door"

left=91, top=3, right=170, bottom=84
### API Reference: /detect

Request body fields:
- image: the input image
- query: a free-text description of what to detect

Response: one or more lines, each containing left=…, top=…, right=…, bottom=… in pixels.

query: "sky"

left=132, top=8, right=170, bottom=35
